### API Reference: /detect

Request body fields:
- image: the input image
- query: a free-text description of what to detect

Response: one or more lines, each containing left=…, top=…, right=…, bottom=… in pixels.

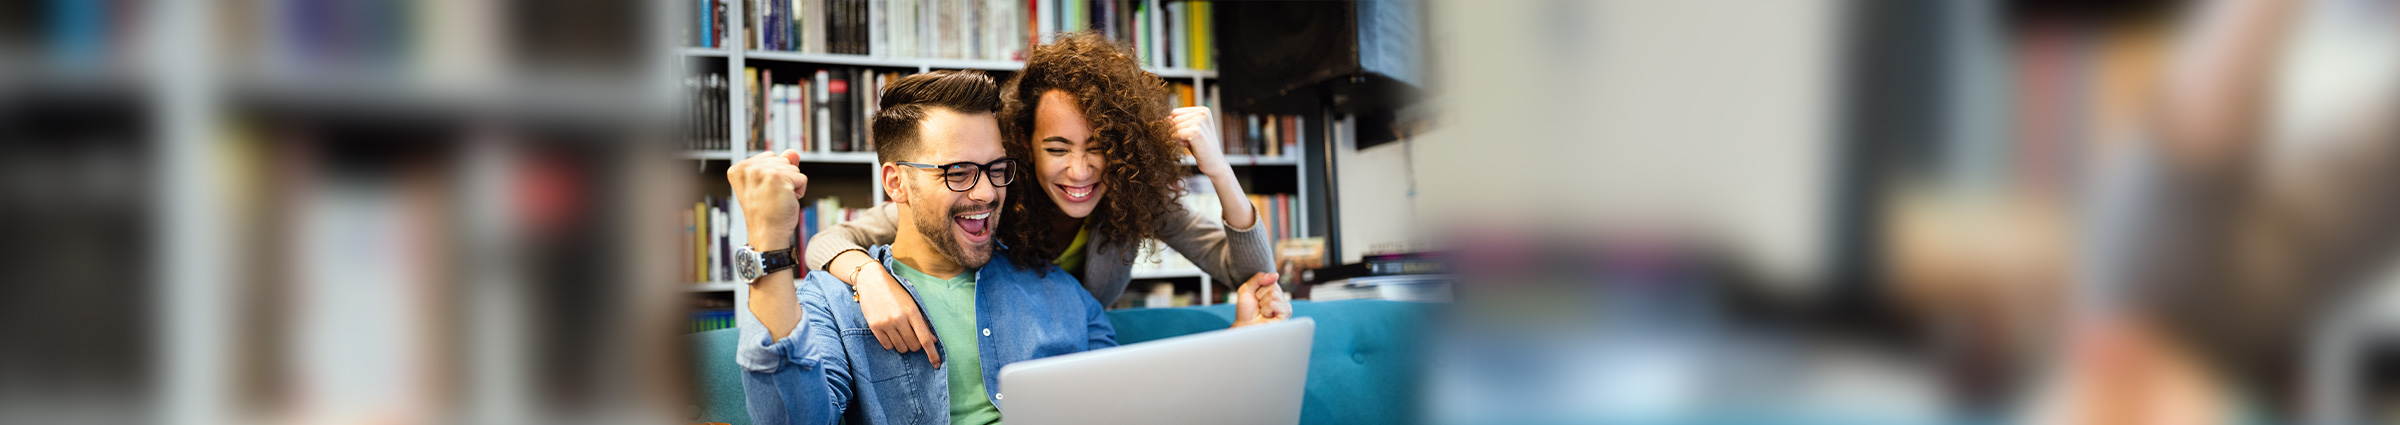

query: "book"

left=1309, top=275, right=1451, bottom=303
left=1165, top=1, right=1185, bottom=68
left=742, top=67, right=760, bottom=150
left=681, top=71, right=735, bottom=151
left=827, top=69, right=852, bottom=151
left=813, top=69, right=832, bottom=151
left=803, top=0, right=827, bottom=52
left=1190, top=0, right=1210, bottom=69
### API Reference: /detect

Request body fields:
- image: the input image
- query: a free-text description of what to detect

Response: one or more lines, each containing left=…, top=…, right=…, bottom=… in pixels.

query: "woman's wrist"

left=828, top=249, right=875, bottom=285
left=1198, top=159, right=1237, bottom=181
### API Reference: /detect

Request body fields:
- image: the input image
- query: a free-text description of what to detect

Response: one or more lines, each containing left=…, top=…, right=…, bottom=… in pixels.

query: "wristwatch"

left=735, top=245, right=798, bottom=283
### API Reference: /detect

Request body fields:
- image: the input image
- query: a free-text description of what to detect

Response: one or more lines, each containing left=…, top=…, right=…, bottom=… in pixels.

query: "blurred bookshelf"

left=674, top=0, right=1325, bottom=330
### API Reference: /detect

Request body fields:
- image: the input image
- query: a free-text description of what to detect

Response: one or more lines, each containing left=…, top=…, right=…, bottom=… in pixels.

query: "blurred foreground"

left=9, top=0, right=2400, bottom=424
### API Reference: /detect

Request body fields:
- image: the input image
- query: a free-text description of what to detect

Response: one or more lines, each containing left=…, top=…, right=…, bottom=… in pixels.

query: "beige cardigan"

left=803, top=202, right=1275, bottom=306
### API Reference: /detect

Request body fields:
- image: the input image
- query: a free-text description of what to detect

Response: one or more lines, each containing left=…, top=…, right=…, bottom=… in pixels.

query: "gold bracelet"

left=849, top=260, right=872, bottom=302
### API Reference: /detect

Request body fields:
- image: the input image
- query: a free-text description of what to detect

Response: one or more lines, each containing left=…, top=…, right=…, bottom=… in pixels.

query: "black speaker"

left=1214, top=0, right=1423, bottom=121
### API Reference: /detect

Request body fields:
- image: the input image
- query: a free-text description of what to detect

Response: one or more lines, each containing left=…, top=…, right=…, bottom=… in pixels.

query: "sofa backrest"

left=1107, top=300, right=1438, bottom=425
left=689, top=300, right=1438, bottom=425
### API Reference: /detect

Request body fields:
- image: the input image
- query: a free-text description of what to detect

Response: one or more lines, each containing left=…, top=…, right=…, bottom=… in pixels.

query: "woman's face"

left=1030, top=90, right=1107, bottom=219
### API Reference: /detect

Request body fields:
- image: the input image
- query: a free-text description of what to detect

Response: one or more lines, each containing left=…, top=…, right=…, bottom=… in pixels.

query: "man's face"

left=902, top=108, right=1008, bottom=268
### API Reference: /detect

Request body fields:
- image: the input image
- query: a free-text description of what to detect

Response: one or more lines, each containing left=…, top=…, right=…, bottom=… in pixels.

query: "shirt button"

left=995, top=393, right=1003, bottom=400
left=982, top=328, right=991, bottom=337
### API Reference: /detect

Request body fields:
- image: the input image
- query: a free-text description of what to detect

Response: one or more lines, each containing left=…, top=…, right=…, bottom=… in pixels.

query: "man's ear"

left=882, top=163, right=907, bottom=204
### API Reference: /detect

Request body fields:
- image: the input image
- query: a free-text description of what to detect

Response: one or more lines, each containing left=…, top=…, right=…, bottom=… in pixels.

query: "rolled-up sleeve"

left=1158, top=202, right=1277, bottom=287
left=735, top=273, right=853, bottom=424
left=735, top=298, right=813, bottom=373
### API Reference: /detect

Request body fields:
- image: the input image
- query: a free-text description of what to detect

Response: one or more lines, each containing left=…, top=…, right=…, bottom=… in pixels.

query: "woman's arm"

left=1163, top=107, right=1284, bottom=313
left=1170, top=107, right=1259, bottom=230
left=799, top=202, right=943, bottom=366
left=1155, top=202, right=1278, bottom=287
left=804, top=202, right=900, bottom=271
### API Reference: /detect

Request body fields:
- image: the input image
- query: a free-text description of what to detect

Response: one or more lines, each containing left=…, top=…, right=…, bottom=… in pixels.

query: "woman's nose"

left=1067, top=154, right=1096, bottom=180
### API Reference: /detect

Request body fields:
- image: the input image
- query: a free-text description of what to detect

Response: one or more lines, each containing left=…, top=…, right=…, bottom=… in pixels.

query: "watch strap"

left=758, top=247, right=797, bottom=276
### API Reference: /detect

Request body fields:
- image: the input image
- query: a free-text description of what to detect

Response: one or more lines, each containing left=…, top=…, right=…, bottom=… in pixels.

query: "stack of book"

left=684, top=0, right=732, bottom=48
left=685, top=195, right=740, bottom=283
left=1065, top=0, right=1215, bottom=69
left=1305, top=252, right=1450, bottom=303
left=686, top=195, right=870, bottom=285
left=745, top=0, right=1029, bottom=60
left=799, top=197, right=872, bottom=266
left=682, top=71, right=732, bottom=150
left=1163, top=81, right=1292, bottom=157
left=746, top=67, right=906, bottom=153
left=690, top=298, right=737, bottom=333
left=1166, top=80, right=1213, bottom=108
left=1225, top=114, right=1302, bottom=158
left=1245, top=194, right=1300, bottom=244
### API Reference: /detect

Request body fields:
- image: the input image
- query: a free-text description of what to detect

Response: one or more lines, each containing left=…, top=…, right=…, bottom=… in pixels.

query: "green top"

left=886, top=260, right=1002, bottom=425
left=1053, top=225, right=1091, bottom=275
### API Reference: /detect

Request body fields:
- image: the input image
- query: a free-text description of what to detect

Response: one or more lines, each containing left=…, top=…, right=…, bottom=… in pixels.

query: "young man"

left=725, top=70, right=1285, bottom=425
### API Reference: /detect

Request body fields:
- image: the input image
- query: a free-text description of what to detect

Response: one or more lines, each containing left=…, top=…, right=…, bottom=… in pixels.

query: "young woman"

left=801, top=33, right=1288, bottom=358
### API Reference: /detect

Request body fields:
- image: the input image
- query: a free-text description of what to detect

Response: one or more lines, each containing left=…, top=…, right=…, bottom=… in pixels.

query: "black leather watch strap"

left=759, top=247, right=797, bottom=276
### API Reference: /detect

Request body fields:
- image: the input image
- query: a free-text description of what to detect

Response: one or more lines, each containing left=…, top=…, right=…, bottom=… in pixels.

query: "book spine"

left=1165, top=1, right=1184, bottom=68
left=814, top=69, right=831, bottom=151
left=796, top=84, right=816, bottom=151
left=828, top=69, right=851, bottom=151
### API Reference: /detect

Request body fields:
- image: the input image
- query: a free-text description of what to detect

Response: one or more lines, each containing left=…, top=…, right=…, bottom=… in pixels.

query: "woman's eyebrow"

left=1041, top=136, right=1078, bottom=144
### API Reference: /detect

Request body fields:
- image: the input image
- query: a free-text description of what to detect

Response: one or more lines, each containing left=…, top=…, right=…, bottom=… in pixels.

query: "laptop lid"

left=996, top=317, right=1315, bottom=425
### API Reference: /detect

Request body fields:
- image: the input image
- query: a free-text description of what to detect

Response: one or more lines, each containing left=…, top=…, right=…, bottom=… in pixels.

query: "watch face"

left=736, top=249, right=762, bottom=281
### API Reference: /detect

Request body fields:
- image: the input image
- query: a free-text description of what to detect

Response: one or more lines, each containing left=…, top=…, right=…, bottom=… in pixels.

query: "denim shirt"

left=736, top=244, right=1118, bottom=425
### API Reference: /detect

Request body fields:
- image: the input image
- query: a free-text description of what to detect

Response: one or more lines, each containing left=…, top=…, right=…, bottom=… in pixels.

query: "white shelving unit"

left=678, top=2, right=1307, bottom=301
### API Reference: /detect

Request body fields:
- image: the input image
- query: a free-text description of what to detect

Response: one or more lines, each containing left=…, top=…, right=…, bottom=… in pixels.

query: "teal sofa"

left=688, top=300, right=1438, bottom=425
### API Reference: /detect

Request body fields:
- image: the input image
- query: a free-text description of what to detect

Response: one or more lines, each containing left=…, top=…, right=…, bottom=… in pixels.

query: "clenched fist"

left=1169, top=107, right=1230, bottom=174
left=1232, top=273, right=1292, bottom=328
left=728, top=150, right=809, bottom=250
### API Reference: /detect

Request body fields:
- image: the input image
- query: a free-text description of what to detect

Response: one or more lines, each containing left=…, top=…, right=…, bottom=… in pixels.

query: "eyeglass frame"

left=892, top=158, right=1021, bottom=192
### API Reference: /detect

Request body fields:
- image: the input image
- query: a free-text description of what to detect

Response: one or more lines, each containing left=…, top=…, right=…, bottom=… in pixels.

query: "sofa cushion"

left=1106, top=300, right=1439, bottom=425
left=690, top=328, right=752, bottom=425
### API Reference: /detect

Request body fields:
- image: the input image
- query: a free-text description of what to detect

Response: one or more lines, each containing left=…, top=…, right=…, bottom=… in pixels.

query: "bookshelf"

left=676, top=1, right=1316, bottom=324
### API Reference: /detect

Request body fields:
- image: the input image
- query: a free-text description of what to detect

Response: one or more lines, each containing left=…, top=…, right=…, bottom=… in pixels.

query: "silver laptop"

left=996, top=317, right=1315, bottom=425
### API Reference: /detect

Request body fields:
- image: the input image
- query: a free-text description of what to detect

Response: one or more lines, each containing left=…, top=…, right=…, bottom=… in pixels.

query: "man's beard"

left=912, top=195, right=1000, bottom=269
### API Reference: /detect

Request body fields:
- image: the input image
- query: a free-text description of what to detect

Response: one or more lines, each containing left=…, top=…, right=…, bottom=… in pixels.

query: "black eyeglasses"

left=895, top=158, right=1019, bottom=192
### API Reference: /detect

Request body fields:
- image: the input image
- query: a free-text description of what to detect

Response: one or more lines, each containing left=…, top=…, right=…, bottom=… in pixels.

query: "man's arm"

left=735, top=273, right=856, bottom=425
left=731, top=150, right=811, bottom=340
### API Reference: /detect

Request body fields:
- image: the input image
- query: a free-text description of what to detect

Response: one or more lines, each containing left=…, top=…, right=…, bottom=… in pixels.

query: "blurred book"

left=1309, top=275, right=1450, bottom=303
left=739, top=0, right=1029, bottom=60
left=1303, top=250, right=1448, bottom=302
left=681, top=71, right=730, bottom=150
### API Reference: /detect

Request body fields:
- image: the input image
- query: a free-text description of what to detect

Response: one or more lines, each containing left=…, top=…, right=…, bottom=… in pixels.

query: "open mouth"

left=954, top=211, right=993, bottom=242
left=1056, top=184, right=1096, bottom=202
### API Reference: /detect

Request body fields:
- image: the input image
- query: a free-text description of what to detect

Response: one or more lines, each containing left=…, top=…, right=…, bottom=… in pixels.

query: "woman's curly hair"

left=998, top=33, right=1184, bottom=271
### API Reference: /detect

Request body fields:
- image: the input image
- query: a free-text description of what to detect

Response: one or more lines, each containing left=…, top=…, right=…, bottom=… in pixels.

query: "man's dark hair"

left=872, top=70, right=1002, bottom=163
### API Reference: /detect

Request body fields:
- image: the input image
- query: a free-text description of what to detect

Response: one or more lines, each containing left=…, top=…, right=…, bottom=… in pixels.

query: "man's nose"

left=966, top=173, right=1000, bottom=203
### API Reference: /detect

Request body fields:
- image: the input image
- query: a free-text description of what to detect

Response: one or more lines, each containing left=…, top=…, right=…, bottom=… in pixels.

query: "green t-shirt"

left=1053, top=225, right=1091, bottom=274
left=887, top=260, right=1003, bottom=425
